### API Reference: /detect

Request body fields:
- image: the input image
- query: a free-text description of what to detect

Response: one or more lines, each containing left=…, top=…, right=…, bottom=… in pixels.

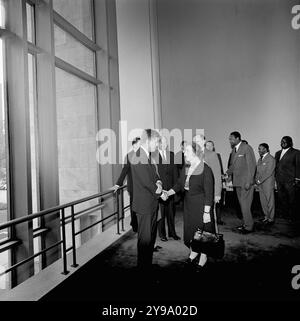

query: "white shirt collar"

left=141, top=145, right=149, bottom=158
left=261, top=152, right=269, bottom=160
left=235, top=141, right=242, bottom=152
left=281, top=147, right=290, bottom=153
left=280, top=147, right=290, bottom=160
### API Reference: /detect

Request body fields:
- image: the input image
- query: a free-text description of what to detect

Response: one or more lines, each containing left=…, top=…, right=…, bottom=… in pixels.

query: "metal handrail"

left=0, top=185, right=128, bottom=281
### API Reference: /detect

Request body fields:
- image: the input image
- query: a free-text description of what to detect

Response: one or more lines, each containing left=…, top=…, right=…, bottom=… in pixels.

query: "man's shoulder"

left=265, top=154, right=275, bottom=163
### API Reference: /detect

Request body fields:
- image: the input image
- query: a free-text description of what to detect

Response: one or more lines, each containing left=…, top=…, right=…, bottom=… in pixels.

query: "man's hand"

left=155, top=180, right=162, bottom=194
left=215, top=196, right=221, bottom=203
left=160, top=191, right=168, bottom=201
left=110, top=185, right=120, bottom=193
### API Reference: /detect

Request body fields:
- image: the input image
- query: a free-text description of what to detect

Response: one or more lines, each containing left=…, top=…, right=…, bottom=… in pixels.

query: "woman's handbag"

left=190, top=208, right=225, bottom=259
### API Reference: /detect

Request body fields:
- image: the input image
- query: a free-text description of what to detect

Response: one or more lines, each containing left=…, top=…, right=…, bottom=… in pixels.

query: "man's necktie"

left=150, top=157, right=160, bottom=178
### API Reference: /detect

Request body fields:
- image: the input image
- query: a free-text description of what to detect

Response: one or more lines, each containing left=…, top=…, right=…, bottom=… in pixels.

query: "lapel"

left=279, top=148, right=292, bottom=162
left=231, top=142, right=246, bottom=167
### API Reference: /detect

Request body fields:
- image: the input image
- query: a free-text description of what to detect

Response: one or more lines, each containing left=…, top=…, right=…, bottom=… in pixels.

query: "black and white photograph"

left=0, top=0, right=299, bottom=318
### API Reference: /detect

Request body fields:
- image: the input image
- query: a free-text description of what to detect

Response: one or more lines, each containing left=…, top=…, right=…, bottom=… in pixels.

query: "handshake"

left=155, top=181, right=175, bottom=201
left=160, top=189, right=175, bottom=201
left=161, top=190, right=169, bottom=201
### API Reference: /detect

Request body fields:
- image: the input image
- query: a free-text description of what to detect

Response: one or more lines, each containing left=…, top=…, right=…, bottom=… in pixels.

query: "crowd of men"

left=111, top=131, right=300, bottom=268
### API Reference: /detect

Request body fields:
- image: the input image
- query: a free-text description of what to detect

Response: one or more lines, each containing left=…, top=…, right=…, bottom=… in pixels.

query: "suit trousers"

left=277, top=181, right=297, bottom=220
left=136, top=210, right=158, bottom=269
left=129, top=193, right=138, bottom=232
left=158, top=199, right=177, bottom=238
left=258, top=184, right=275, bottom=221
left=235, top=186, right=254, bottom=230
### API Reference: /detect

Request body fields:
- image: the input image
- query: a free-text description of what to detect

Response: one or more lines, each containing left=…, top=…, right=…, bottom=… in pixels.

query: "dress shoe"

left=153, top=245, right=162, bottom=252
left=184, top=257, right=198, bottom=266
left=237, top=225, right=245, bottom=230
left=195, top=265, right=205, bottom=273
left=169, top=235, right=181, bottom=240
left=160, top=237, right=168, bottom=242
left=259, top=217, right=268, bottom=223
left=263, top=220, right=274, bottom=227
left=238, top=227, right=253, bottom=234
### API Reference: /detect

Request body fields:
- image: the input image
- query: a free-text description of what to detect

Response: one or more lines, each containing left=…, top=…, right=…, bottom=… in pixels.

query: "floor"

left=41, top=197, right=300, bottom=302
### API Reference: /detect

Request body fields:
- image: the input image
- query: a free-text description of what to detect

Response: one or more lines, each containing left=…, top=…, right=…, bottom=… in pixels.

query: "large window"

left=54, top=24, right=95, bottom=76
left=53, top=0, right=94, bottom=40
left=55, top=68, right=100, bottom=246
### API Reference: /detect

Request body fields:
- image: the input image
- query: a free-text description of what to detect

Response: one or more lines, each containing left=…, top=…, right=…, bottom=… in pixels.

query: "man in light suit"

left=255, top=143, right=276, bottom=226
left=226, top=131, right=256, bottom=234
left=131, top=129, right=164, bottom=271
left=193, top=135, right=222, bottom=206
left=275, top=136, right=300, bottom=221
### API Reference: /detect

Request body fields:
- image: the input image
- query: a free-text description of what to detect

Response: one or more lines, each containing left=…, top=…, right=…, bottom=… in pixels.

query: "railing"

left=0, top=185, right=129, bottom=281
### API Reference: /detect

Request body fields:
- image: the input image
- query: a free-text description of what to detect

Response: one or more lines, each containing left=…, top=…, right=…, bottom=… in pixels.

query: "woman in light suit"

left=166, top=142, right=214, bottom=271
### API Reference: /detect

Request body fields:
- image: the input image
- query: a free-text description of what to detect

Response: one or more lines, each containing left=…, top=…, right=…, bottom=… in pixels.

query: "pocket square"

left=238, top=154, right=244, bottom=157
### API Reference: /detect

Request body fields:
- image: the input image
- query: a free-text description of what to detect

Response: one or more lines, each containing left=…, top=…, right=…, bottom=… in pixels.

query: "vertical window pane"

left=28, top=53, right=41, bottom=274
left=0, top=38, right=9, bottom=290
left=53, top=0, right=94, bottom=40
left=0, top=0, right=5, bottom=28
left=54, top=25, right=95, bottom=76
left=26, top=2, right=35, bottom=44
left=55, top=68, right=100, bottom=247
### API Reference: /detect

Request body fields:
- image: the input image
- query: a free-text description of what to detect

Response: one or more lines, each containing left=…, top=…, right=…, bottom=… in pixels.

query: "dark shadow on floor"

left=41, top=205, right=300, bottom=302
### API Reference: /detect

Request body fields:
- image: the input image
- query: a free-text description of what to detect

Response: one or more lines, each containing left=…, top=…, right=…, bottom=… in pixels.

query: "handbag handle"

left=200, top=205, right=219, bottom=234
left=213, top=206, right=219, bottom=234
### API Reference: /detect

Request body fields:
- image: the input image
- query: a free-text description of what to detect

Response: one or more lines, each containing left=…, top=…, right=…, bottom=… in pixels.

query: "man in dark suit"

left=174, top=140, right=187, bottom=173
left=131, top=129, right=163, bottom=270
left=174, top=141, right=186, bottom=206
left=156, top=136, right=180, bottom=241
left=275, top=136, right=300, bottom=221
left=255, top=143, right=276, bottom=225
left=226, top=131, right=256, bottom=234
left=111, top=137, right=140, bottom=232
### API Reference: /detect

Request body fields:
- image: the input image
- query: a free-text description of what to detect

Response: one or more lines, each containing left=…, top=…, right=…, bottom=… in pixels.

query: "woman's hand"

left=167, top=189, right=175, bottom=197
left=203, top=212, right=211, bottom=224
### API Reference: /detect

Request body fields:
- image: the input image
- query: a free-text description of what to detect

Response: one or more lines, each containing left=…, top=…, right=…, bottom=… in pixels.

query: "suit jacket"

left=204, top=148, right=222, bottom=198
left=157, top=150, right=177, bottom=190
left=255, top=153, right=275, bottom=188
left=227, top=142, right=256, bottom=187
left=217, top=153, right=224, bottom=176
left=275, top=147, right=300, bottom=184
left=116, top=150, right=135, bottom=195
left=131, top=147, right=161, bottom=215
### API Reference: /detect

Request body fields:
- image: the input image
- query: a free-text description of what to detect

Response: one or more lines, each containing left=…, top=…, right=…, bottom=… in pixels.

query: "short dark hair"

left=242, top=139, right=248, bottom=144
left=230, top=131, right=241, bottom=140
left=259, top=143, right=269, bottom=152
left=132, top=137, right=140, bottom=146
left=282, top=136, right=293, bottom=147
left=205, top=140, right=215, bottom=151
left=141, top=129, right=160, bottom=143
